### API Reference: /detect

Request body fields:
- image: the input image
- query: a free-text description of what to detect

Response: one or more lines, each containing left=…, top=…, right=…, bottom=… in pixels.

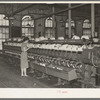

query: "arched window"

left=45, top=17, right=53, bottom=27
left=83, top=19, right=91, bottom=36
left=83, top=19, right=91, bottom=28
left=45, top=17, right=53, bottom=38
left=22, top=15, right=34, bottom=37
left=65, top=19, right=75, bottom=38
left=0, top=14, right=9, bottom=50
left=65, top=20, right=75, bottom=28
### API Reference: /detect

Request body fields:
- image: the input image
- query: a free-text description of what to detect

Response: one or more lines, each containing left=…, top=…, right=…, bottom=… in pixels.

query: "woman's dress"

left=20, top=43, right=28, bottom=68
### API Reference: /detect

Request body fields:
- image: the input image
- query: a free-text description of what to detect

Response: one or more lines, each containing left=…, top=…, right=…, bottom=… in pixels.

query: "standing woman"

left=20, top=37, right=29, bottom=76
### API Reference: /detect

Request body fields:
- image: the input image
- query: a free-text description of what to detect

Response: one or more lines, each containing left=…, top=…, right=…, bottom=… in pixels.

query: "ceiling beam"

left=34, top=4, right=88, bottom=20
left=11, top=4, right=34, bottom=16
left=28, top=12, right=47, bottom=15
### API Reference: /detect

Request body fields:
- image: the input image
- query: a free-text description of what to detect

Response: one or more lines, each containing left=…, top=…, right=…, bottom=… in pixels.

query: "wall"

left=56, top=16, right=66, bottom=39
left=13, top=15, right=21, bottom=26
left=11, top=8, right=87, bottom=39
left=34, top=15, right=45, bottom=38
left=9, top=15, right=22, bottom=38
left=75, top=19, right=83, bottom=37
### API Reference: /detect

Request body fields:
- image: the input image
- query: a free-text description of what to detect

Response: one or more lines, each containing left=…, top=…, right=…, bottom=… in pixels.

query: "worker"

left=20, top=37, right=30, bottom=76
left=72, top=35, right=80, bottom=39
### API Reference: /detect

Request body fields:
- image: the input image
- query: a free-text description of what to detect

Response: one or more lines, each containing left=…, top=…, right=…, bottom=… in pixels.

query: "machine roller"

left=2, top=39, right=100, bottom=87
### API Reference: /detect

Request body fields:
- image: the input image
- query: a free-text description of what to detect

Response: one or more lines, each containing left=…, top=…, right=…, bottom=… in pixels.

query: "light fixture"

left=4, top=16, right=15, bottom=20
left=26, top=16, right=31, bottom=26
left=38, top=23, right=42, bottom=26
left=60, top=18, right=64, bottom=23
left=3, top=16, right=9, bottom=20
left=8, top=16, right=15, bottom=20
left=4, top=5, right=9, bottom=20
left=4, top=4, right=15, bottom=20
left=48, top=17, right=52, bottom=20
left=10, top=4, right=15, bottom=20
left=27, top=23, right=31, bottom=26
left=61, top=24, right=65, bottom=27
left=59, top=16, right=65, bottom=23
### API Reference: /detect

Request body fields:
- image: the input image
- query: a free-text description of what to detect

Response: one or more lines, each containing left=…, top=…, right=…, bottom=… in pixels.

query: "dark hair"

left=22, top=37, right=29, bottom=42
left=82, top=38, right=86, bottom=42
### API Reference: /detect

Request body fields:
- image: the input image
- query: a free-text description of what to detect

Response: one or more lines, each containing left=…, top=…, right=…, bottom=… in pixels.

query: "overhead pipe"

left=11, top=4, right=88, bottom=19
left=34, top=4, right=88, bottom=20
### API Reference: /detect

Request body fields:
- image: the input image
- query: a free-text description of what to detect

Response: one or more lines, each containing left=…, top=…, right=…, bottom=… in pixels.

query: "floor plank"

left=0, top=57, right=49, bottom=88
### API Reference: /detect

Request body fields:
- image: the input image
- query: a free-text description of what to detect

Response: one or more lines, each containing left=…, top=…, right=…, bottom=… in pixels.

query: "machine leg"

left=81, top=63, right=85, bottom=88
left=54, top=78, right=62, bottom=86
left=81, top=64, right=93, bottom=88
left=37, top=73, right=46, bottom=79
left=96, top=67, right=100, bottom=86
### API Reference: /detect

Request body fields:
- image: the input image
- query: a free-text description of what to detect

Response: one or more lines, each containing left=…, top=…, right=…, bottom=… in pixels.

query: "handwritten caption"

left=57, top=90, right=68, bottom=94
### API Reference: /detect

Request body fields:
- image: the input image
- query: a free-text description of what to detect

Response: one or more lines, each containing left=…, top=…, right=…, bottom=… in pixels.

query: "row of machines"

left=2, top=38, right=100, bottom=87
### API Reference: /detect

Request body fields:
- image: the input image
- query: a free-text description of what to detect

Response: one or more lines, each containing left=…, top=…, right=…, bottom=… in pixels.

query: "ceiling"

left=0, top=3, right=99, bottom=20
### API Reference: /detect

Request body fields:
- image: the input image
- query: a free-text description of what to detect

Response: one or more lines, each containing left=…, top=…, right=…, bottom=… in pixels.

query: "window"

left=45, top=17, right=54, bottom=38
left=45, top=17, right=53, bottom=27
left=0, top=14, right=9, bottom=50
left=65, top=19, right=75, bottom=37
left=83, top=19, right=91, bottom=36
left=22, top=15, right=34, bottom=37
left=0, top=15, right=9, bottom=26
left=0, top=15, right=9, bottom=40
left=83, top=19, right=91, bottom=28
left=65, top=20, right=75, bottom=28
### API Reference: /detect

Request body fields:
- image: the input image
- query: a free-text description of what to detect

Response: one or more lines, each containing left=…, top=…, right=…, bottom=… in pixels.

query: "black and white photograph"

left=0, top=1, right=100, bottom=98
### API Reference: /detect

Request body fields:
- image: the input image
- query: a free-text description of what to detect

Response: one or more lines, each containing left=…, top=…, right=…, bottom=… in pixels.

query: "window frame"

left=22, top=15, right=34, bottom=37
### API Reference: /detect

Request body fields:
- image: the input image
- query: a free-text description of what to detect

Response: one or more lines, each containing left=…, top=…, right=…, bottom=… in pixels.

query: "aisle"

left=0, top=56, right=49, bottom=88
left=0, top=56, right=81, bottom=88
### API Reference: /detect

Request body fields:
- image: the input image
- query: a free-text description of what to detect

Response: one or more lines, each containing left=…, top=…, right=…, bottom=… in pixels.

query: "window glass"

left=65, top=19, right=75, bottom=37
left=45, top=17, right=54, bottom=38
left=0, top=14, right=9, bottom=50
left=83, top=19, right=91, bottom=36
left=22, top=15, right=34, bottom=37
left=65, top=19, right=75, bottom=28
left=45, top=17, right=53, bottom=27
left=83, top=19, right=91, bottom=28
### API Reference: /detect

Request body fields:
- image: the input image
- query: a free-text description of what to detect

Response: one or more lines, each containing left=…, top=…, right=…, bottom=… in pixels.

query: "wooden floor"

left=0, top=56, right=51, bottom=88
left=0, top=56, right=82, bottom=88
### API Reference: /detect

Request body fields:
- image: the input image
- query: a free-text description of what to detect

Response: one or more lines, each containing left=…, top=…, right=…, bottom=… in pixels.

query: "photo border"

left=0, top=0, right=100, bottom=99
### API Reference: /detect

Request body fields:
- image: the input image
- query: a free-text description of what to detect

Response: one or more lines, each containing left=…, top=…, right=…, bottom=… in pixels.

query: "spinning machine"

left=2, top=38, right=100, bottom=87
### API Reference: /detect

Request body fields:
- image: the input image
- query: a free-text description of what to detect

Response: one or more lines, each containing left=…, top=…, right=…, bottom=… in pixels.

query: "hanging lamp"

left=38, top=23, right=42, bottom=26
left=48, top=17, right=52, bottom=20
left=59, top=15, right=65, bottom=23
left=26, top=10, right=32, bottom=26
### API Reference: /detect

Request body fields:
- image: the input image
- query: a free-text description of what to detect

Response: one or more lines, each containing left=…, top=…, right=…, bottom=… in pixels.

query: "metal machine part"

left=2, top=39, right=100, bottom=87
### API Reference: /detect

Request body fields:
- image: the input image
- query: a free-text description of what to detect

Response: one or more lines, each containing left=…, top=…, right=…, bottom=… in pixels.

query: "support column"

left=34, top=20, right=36, bottom=38
left=9, top=20, right=13, bottom=38
left=75, top=19, right=83, bottom=37
left=52, top=6, right=56, bottom=39
left=68, top=4, right=71, bottom=38
left=91, top=4, right=95, bottom=37
left=40, top=10, right=43, bottom=36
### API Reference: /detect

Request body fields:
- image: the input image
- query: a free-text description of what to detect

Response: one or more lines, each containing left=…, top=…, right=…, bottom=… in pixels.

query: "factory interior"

left=0, top=3, right=100, bottom=88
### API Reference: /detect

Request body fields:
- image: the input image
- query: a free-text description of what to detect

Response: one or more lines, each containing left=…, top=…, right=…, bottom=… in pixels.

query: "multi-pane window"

left=0, top=14, right=9, bottom=50
left=45, top=17, right=53, bottom=27
left=0, top=15, right=9, bottom=26
left=66, top=20, right=75, bottom=27
left=0, top=27, right=9, bottom=40
left=65, top=19, right=75, bottom=38
left=45, top=17, right=53, bottom=38
left=22, top=15, right=34, bottom=37
left=83, top=19, right=91, bottom=36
